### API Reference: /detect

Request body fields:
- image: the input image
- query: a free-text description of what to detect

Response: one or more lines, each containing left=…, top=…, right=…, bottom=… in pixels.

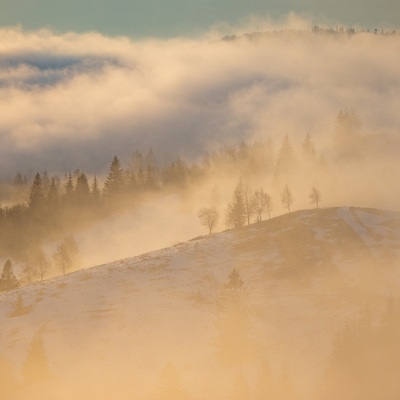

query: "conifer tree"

left=145, top=165, right=158, bottom=190
left=274, top=135, right=295, bottom=178
left=63, top=172, right=75, bottom=205
left=47, top=176, right=60, bottom=208
left=226, top=181, right=246, bottom=229
left=302, top=132, right=316, bottom=158
left=23, top=333, right=49, bottom=384
left=215, top=268, right=253, bottom=367
left=42, top=171, right=51, bottom=199
left=0, top=259, right=19, bottom=291
left=75, top=171, right=91, bottom=205
left=90, top=175, right=102, bottom=204
left=28, top=172, right=44, bottom=210
left=103, top=156, right=125, bottom=199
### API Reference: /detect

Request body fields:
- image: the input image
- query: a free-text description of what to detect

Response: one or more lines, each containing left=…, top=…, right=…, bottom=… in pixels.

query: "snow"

left=1, top=206, right=400, bottom=399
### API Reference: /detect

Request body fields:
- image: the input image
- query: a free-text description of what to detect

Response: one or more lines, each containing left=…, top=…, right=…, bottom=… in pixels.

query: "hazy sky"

left=0, top=0, right=398, bottom=38
left=0, top=1, right=400, bottom=179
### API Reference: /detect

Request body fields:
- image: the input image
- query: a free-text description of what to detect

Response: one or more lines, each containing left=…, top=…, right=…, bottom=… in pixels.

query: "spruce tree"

left=215, top=268, right=253, bottom=367
left=0, top=260, right=19, bottom=291
left=23, top=334, right=49, bottom=384
left=90, top=175, right=102, bottom=204
left=226, top=181, right=246, bottom=229
left=28, top=173, right=44, bottom=210
left=103, top=156, right=125, bottom=199
left=75, top=172, right=91, bottom=205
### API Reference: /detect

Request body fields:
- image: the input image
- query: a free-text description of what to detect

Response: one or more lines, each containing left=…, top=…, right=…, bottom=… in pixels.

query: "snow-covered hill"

left=1, top=206, right=400, bottom=400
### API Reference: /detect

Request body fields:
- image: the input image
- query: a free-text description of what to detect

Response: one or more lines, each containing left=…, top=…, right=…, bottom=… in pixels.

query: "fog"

left=1, top=22, right=400, bottom=177
left=1, top=18, right=400, bottom=400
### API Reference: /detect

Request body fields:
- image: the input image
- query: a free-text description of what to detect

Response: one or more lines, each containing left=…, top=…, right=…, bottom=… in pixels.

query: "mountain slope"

left=1, top=206, right=400, bottom=400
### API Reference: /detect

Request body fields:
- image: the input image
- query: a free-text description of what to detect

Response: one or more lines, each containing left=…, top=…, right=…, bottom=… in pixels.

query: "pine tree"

left=103, top=156, right=125, bottom=199
left=47, top=176, right=60, bottom=208
left=302, top=132, right=316, bottom=158
left=75, top=172, right=91, bottom=205
left=226, top=181, right=246, bottom=229
left=145, top=165, right=158, bottom=190
left=274, top=135, right=295, bottom=178
left=215, top=268, right=253, bottom=367
left=63, top=172, right=75, bottom=205
left=90, top=175, right=102, bottom=205
left=23, top=334, right=49, bottom=384
left=28, top=172, right=44, bottom=210
left=0, top=260, right=19, bottom=291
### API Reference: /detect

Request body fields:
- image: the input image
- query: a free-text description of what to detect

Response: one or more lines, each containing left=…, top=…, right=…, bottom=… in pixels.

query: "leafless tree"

left=309, top=186, right=322, bottom=208
left=253, top=189, right=272, bottom=221
left=281, top=185, right=294, bottom=213
left=198, top=207, right=219, bottom=234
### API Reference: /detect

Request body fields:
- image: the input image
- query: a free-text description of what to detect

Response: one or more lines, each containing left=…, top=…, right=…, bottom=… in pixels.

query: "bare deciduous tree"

left=309, top=186, right=322, bottom=208
left=281, top=185, right=294, bottom=213
left=243, top=183, right=256, bottom=225
left=198, top=207, right=219, bottom=234
left=253, top=189, right=272, bottom=222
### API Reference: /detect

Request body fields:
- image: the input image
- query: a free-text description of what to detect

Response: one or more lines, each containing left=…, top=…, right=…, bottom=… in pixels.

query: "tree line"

left=0, top=108, right=362, bottom=288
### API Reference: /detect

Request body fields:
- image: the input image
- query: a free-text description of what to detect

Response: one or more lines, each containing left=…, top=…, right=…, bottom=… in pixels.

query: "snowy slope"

left=1, top=206, right=400, bottom=400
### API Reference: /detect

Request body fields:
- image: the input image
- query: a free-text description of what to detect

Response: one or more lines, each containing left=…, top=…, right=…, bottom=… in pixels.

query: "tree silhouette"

left=302, top=132, right=316, bottom=159
left=309, top=186, right=322, bottom=208
left=103, top=156, right=125, bottom=200
left=0, top=259, right=19, bottom=291
left=198, top=207, right=219, bottom=234
left=280, top=185, right=294, bottom=213
left=215, top=268, right=254, bottom=367
left=226, top=181, right=246, bottom=229
left=53, top=235, right=80, bottom=275
left=23, top=333, right=49, bottom=385
left=253, top=189, right=272, bottom=222
left=28, top=172, right=44, bottom=210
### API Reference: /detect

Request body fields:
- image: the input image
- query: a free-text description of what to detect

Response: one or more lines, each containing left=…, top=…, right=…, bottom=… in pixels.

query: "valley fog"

left=1, top=19, right=400, bottom=400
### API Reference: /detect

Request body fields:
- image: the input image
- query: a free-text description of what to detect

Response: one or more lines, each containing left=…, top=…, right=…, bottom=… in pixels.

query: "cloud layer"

left=1, top=24, right=400, bottom=178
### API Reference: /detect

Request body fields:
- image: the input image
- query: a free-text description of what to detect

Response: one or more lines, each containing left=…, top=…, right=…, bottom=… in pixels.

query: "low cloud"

left=0, top=22, right=400, bottom=177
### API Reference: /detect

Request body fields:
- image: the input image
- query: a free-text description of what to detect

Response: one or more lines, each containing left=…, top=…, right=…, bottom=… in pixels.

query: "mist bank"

left=1, top=25, right=400, bottom=178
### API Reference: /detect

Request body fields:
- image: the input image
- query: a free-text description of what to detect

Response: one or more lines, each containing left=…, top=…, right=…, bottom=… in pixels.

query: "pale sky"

left=0, top=0, right=398, bottom=37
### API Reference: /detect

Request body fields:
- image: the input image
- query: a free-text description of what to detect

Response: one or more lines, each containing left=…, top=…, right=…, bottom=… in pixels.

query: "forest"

left=0, top=107, right=390, bottom=291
